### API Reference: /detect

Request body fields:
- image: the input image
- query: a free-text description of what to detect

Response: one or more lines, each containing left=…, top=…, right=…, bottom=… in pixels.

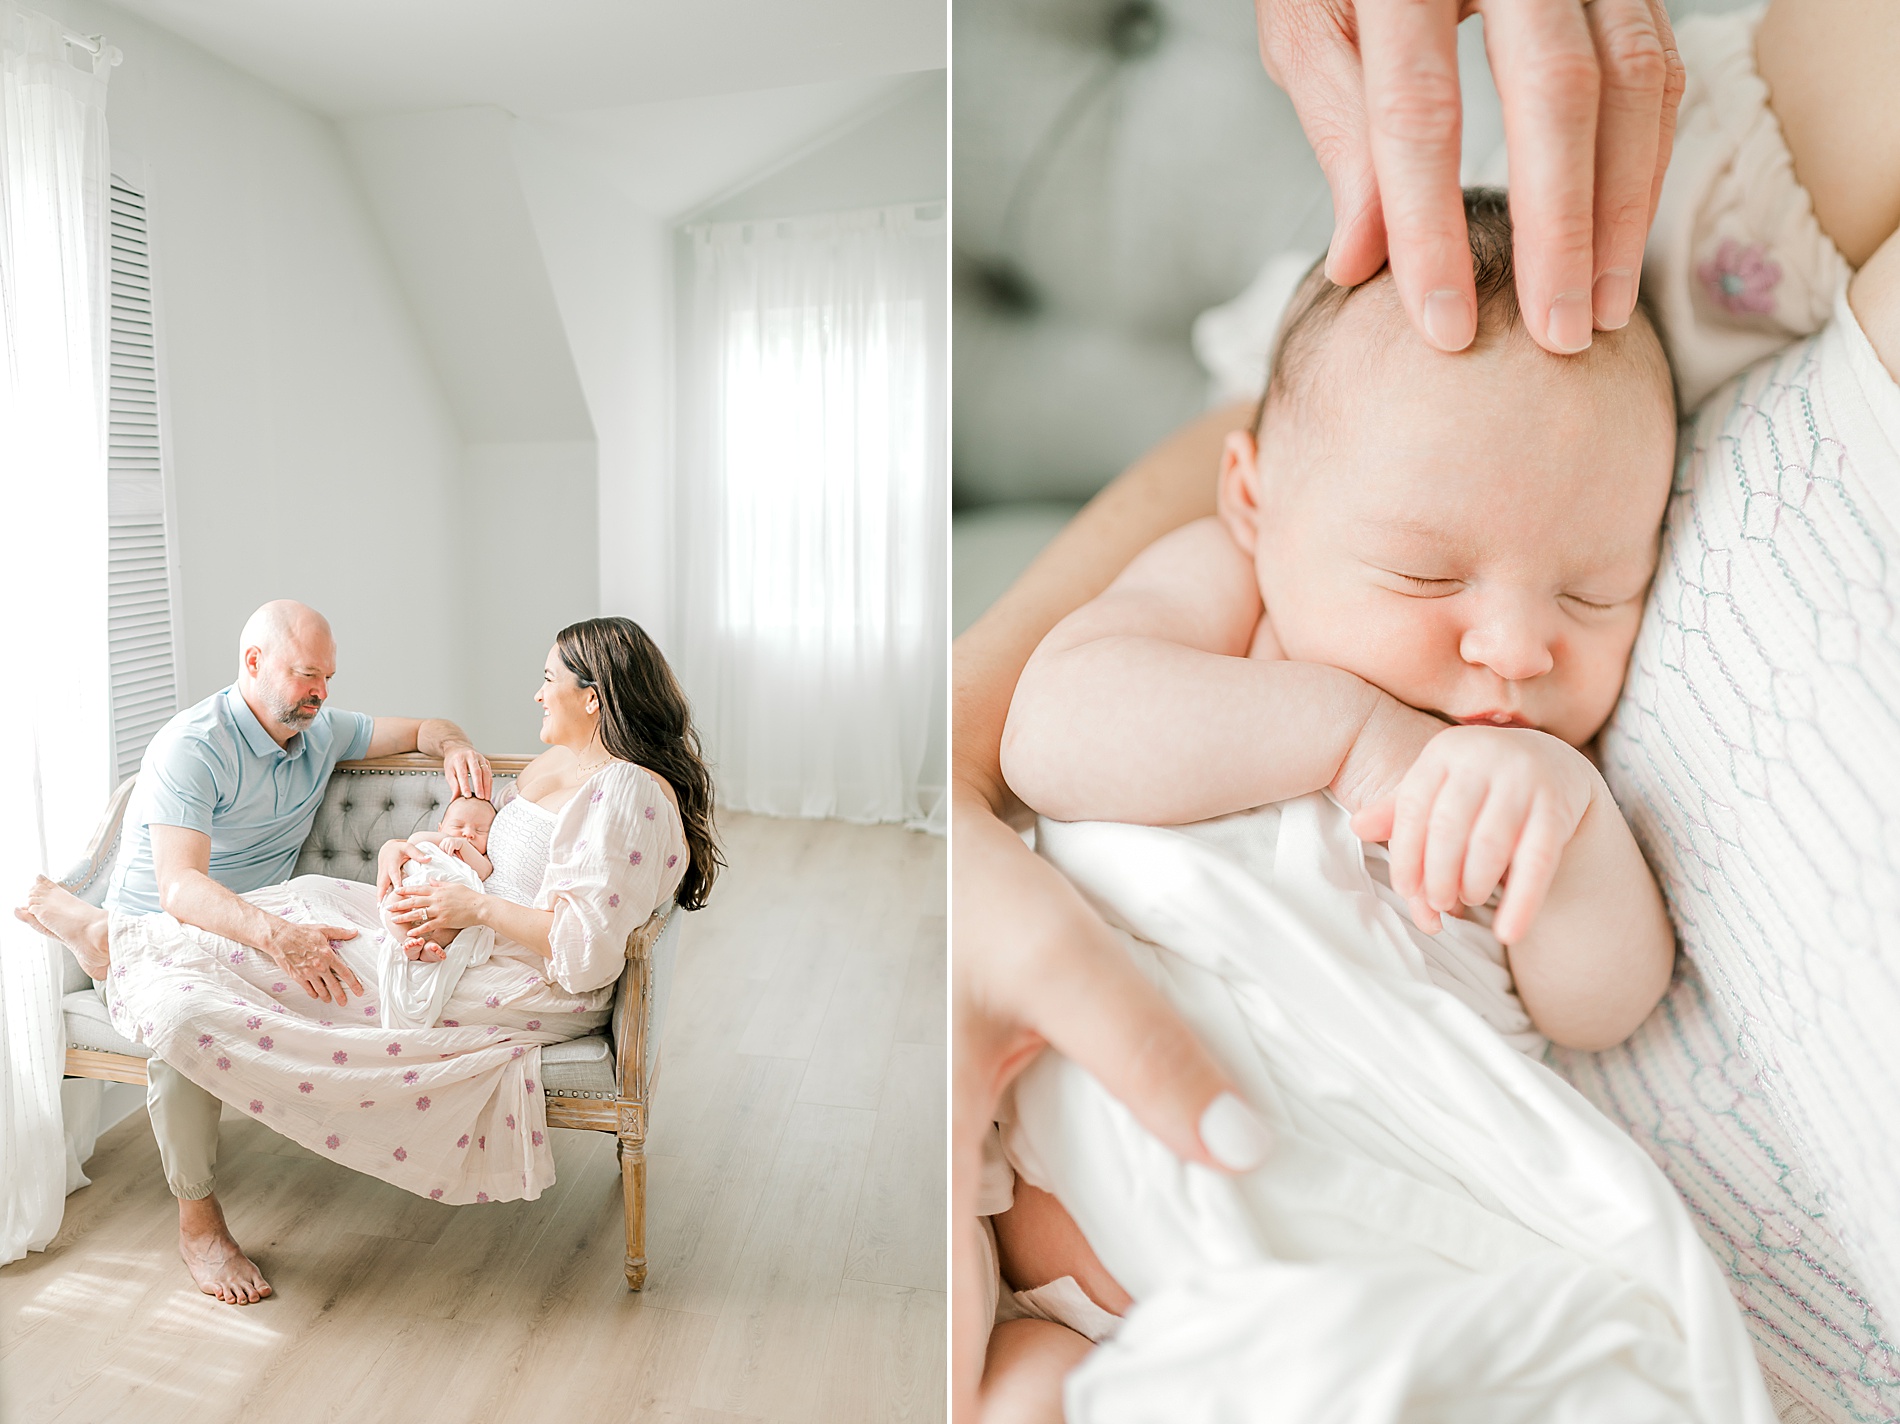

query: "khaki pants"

left=147, top=1058, right=222, bottom=1200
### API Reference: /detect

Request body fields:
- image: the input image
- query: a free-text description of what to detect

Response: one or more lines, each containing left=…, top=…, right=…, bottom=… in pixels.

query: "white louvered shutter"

left=106, top=175, right=179, bottom=782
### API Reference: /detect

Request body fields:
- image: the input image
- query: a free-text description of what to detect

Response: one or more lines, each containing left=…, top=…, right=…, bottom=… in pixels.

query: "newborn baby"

left=992, top=190, right=1685, bottom=1414
left=375, top=793, right=499, bottom=1030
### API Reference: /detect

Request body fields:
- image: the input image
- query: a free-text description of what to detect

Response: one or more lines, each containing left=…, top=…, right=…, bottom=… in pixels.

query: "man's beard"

left=274, top=697, right=322, bottom=730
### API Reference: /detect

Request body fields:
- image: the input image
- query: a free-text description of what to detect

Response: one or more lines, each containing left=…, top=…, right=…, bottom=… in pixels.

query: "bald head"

left=236, top=601, right=337, bottom=741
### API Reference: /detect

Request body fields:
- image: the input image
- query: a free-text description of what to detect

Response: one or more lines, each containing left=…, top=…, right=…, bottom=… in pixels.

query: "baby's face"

left=438, top=797, right=496, bottom=852
left=1231, top=291, right=1676, bottom=747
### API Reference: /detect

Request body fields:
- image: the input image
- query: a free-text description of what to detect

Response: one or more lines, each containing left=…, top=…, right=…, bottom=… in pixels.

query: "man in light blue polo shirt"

left=104, top=599, right=492, bottom=1306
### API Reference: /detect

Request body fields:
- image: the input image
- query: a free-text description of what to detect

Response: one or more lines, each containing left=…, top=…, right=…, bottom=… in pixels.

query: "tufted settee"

left=55, top=753, right=680, bottom=1290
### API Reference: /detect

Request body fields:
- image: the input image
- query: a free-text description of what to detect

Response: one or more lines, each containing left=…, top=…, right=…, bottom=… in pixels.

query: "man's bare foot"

left=178, top=1194, right=271, bottom=1305
left=14, top=876, right=109, bottom=978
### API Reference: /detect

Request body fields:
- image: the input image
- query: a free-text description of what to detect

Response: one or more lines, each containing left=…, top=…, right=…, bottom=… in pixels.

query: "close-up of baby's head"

left=437, top=794, right=496, bottom=851
left=1218, top=188, right=1679, bottom=747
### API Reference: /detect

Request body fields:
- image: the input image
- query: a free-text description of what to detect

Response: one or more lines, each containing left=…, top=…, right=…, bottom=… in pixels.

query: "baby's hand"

left=1349, top=725, right=1597, bottom=945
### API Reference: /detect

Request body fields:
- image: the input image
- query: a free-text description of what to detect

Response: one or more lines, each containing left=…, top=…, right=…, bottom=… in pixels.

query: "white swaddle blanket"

left=1009, top=793, right=1773, bottom=1423
left=375, top=841, right=496, bottom=1030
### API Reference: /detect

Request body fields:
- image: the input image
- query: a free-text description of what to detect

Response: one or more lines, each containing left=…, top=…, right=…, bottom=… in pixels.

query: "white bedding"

left=1008, top=794, right=1775, bottom=1423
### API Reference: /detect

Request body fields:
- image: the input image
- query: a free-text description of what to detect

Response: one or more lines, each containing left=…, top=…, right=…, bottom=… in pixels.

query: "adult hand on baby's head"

left=1255, top=0, right=1684, bottom=355
left=1350, top=724, right=1599, bottom=944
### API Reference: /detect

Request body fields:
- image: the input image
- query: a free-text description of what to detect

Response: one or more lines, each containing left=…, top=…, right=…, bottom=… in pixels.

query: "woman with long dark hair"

left=18, top=617, right=720, bottom=1212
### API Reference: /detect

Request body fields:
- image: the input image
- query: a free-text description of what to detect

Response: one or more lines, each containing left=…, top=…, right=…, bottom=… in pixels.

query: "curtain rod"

left=60, top=29, right=122, bottom=65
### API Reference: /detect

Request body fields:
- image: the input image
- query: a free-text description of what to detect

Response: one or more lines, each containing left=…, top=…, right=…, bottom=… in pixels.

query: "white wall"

left=460, top=440, right=599, bottom=750
left=47, top=0, right=469, bottom=725
left=697, top=70, right=945, bottom=222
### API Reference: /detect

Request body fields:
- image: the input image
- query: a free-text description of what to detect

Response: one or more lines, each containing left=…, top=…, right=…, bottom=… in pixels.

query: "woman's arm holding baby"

left=1004, top=517, right=1446, bottom=825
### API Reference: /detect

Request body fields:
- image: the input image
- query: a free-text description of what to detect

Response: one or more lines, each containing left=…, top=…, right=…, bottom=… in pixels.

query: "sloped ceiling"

left=102, top=0, right=944, bottom=117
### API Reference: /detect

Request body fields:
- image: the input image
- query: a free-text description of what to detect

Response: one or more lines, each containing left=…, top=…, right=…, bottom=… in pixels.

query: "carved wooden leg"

left=621, top=1134, right=647, bottom=1290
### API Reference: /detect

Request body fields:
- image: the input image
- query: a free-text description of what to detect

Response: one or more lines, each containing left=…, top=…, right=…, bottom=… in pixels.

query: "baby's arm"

left=437, top=836, right=493, bottom=882
left=1355, top=727, right=1674, bottom=1049
left=1002, top=517, right=1444, bottom=825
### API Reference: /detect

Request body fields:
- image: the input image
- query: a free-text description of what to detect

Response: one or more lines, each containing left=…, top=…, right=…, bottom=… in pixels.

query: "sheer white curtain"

left=0, top=0, right=114, bottom=1263
left=677, top=204, right=946, bottom=828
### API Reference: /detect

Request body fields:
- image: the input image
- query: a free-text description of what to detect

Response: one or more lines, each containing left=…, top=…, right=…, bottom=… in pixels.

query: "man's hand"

left=1351, top=724, right=1599, bottom=944
left=1256, top=0, right=1685, bottom=354
left=441, top=743, right=492, bottom=800
left=264, top=921, right=366, bottom=1005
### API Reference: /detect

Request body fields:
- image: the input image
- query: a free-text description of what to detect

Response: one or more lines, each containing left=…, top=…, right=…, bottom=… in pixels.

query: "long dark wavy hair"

left=556, top=617, right=722, bottom=911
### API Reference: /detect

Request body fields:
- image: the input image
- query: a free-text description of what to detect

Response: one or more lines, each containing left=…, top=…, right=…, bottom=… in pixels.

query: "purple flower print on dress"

left=258, top=1036, right=273, bottom=1051
left=321, top=1020, right=332, bottom=1028
left=228, top=949, right=246, bottom=964
left=476, top=1191, right=489, bottom=1203
left=442, top=1019, right=459, bottom=1027
left=360, top=1100, right=376, bottom=1108
left=531, top=1130, right=544, bottom=1146
left=590, top=789, right=604, bottom=804
left=457, top=1133, right=470, bottom=1148
left=333, top=1050, right=348, bottom=1064
left=249, top=1100, right=264, bottom=1113
left=387, top=1041, right=403, bottom=1056
left=643, top=806, right=655, bottom=820
left=272, top=982, right=287, bottom=994
left=575, top=840, right=586, bottom=852
left=161, top=956, right=173, bottom=968
left=505, top=1114, right=516, bottom=1130
left=1698, top=239, right=1781, bottom=316
left=607, top=893, right=619, bottom=909
left=511, top=1046, right=523, bottom=1059
left=478, top=1135, right=486, bottom=1150
left=246, top=1016, right=262, bottom=1030
left=666, top=855, right=677, bottom=869
left=299, top=1082, right=314, bottom=1094
left=393, top=1147, right=407, bottom=1162
left=486, top=1025, right=498, bottom=1035
left=217, top=1057, right=231, bottom=1071
left=486, top=995, right=501, bottom=1008
left=197, top=1034, right=213, bottom=1049
left=363, top=1005, right=376, bottom=1017
left=180, top=984, right=193, bottom=993
left=527, top=1020, right=541, bottom=1030
left=430, top=1188, right=444, bottom=1200
left=417, top=1096, right=432, bottom=1111
left=326, top=1134, right=340, bottom=1149
left=525, top=1078, right=535, bottom=1093
left=404, top=1070, right=419, bottom=1084
left=628, top=850, right=642, bottom=866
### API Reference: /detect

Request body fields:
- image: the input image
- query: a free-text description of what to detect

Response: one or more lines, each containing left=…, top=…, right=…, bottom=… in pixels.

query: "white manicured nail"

left=1199, top=1091, right=1272, bottom=1171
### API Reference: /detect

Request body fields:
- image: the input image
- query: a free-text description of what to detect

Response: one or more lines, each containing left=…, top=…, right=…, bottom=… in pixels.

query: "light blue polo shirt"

left=105, top=685, right=374, bottom=914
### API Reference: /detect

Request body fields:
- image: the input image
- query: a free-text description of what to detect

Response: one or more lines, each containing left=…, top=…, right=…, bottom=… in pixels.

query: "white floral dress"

left=103, top=763, right=687, bottom=1205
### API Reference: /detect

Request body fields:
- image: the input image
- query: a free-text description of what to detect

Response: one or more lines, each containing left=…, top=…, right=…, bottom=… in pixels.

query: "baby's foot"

left=14, top=877, right=109, bottom=977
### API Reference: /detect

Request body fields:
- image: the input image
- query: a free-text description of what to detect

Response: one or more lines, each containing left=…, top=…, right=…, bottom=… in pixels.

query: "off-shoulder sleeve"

left=535, top=763, right=688, bottom=994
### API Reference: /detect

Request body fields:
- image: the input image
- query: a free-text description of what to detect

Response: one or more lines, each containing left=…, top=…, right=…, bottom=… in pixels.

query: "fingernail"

left=1592, top=268, right=1636, bottom=330
left=1547, top=291, right=1593, bottom=353
left=1422, top=289, right=1475, bottom=352
left=1199, top=1091, right=1272, bottom=1171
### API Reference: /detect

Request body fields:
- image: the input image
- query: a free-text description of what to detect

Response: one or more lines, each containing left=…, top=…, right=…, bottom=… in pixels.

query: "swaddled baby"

left=991, top=190, right=1698, bottom=1414
left=376, top=793, right=499, bottom=1030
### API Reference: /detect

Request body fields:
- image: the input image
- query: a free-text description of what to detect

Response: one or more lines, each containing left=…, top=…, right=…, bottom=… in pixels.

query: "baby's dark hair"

left=1252, top=187, right=1674, bottom=433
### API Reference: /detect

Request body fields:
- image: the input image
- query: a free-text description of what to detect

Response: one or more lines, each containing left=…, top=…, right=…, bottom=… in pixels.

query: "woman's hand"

left=384, top=879, right=485, bottom=949
left=1256, top=0, right=1685, bottom=354
left=375, top=839, right=422, bottom=900
left=1351, top=724, right=1600, bottom=944
left=953, top=792, right=1272, bottom=1419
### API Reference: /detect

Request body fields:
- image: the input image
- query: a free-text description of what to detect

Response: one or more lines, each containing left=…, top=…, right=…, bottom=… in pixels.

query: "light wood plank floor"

left=0, top=813, right=946, bottom=1424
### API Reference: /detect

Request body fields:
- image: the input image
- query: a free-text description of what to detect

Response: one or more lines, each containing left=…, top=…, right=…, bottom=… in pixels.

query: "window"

left=104, top=174, right=179, bottom=782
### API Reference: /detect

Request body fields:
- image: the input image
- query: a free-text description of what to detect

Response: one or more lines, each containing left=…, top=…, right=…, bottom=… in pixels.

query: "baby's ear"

left=1216, top=428, right=1264, bottom=553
